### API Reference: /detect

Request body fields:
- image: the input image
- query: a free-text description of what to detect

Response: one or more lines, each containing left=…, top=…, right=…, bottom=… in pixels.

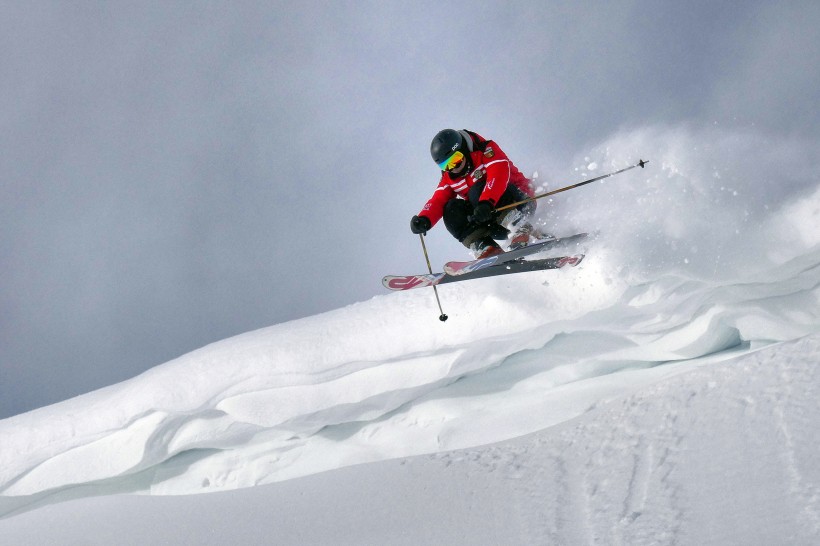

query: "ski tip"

left=557, top=254, right=585, bottom=268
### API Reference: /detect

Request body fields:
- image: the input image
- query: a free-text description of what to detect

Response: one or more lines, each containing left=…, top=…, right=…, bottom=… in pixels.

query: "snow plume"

left=1, top=124, right=819, bottom=531
left=535, top=124, right=820, bottom=280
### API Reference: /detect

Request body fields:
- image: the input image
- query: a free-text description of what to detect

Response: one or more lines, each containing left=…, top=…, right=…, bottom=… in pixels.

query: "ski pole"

left=495, top=159, right=649, bottom=213
left=418, top=233, right=448, bottom=322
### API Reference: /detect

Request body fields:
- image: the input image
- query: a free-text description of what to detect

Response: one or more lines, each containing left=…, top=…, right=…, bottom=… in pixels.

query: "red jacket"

left=418, top=131, right=533, bottom=227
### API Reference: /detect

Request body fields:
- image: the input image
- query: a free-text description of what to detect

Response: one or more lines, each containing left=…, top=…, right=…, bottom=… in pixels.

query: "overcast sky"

left=2, top=0, right=819, bottom=419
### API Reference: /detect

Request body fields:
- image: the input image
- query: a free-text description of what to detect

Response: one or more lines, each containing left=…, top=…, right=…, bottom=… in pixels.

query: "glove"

left=410, top=215, right=432, bottom=235
left=470, top=201, right=495, bottom=224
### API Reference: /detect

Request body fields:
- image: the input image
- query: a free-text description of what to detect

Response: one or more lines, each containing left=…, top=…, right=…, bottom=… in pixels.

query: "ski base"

left=444, top=232, right=589, bottom=276
left=382, top=254, right=584, bottom=291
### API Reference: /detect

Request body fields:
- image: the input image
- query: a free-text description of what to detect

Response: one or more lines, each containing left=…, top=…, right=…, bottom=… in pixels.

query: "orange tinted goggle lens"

left=438, top=150, right=465, bottom=171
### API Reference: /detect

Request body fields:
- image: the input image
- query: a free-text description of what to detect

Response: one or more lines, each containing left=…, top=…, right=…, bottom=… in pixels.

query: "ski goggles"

left=438, top=150, right=466, bottom=171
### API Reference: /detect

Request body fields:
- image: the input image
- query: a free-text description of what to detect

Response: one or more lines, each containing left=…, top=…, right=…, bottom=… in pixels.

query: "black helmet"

left=430, top=129, right=465, bottom=166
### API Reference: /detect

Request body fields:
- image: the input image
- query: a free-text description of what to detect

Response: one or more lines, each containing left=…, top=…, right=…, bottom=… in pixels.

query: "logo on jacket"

left=484, top=146, right=495, bottom=158
left=471, top=166, right=486, bottom=181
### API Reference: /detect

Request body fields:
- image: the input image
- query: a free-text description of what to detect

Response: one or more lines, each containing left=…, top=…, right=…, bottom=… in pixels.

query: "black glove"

left=410, top=215, right=432, bottom=235
left=470, top=201, right=495, bottom=224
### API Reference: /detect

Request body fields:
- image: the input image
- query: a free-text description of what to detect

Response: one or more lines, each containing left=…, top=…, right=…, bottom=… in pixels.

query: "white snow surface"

left=2, top=127, right=820, bottom=544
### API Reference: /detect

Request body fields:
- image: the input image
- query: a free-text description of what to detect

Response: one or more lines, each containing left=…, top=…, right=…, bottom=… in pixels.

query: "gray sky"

left=2, top=0, right=819, bottom=419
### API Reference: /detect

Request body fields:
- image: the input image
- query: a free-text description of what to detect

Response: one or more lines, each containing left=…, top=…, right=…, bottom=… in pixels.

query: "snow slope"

left=1, top=126, right=819, bottom=543
left=3, top=334, right=819, bottom=545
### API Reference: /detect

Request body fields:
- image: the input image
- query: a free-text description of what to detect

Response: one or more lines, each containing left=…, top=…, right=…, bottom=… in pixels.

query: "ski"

left=443, top=232, right=589, bottom=276
left=382, top=254, right=584, bottom=291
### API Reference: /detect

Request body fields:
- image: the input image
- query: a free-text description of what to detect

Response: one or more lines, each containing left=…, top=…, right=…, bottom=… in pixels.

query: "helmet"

left=430, top=129, right=466, bottom=166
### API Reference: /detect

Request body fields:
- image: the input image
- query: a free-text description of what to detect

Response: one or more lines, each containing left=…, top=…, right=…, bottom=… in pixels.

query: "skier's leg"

left=443, top=198, right=480, bottom=243
left=467, top=182, right=511, bottom=241
left=495, top=185, right=550, bottom=249
left=442, top=198, right=499, bottom=255
left=495, top=184, right=536, bottom=226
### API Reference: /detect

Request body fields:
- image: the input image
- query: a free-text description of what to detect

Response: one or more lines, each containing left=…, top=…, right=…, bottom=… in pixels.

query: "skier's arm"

left=477, top=142, right=513, bottom=206
left=418, top=180, right=455, bottom=227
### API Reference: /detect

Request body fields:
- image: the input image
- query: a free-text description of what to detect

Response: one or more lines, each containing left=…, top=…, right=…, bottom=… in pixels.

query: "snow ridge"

left=1, top=242, right=818, bottom=520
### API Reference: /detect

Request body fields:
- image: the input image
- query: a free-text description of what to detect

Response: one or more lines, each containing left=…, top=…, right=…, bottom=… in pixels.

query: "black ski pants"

left=442, top=181, right=535, bottom=244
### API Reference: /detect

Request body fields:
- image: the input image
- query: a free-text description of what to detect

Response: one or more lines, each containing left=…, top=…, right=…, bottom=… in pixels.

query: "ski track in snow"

left=411, top=334, right=820, bottom=545
left=774, top=356, right=820, bottom=537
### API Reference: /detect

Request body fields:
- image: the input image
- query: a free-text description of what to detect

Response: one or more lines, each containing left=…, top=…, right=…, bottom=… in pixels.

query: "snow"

left=2, top=126, right=820, bottom=544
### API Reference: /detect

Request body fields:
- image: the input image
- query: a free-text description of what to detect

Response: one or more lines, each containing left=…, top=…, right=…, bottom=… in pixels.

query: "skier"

left=410, top=129, right=541, bottom=259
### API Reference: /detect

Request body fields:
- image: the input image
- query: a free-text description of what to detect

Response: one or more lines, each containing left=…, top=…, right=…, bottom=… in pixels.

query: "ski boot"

left=470, top=237, right=504, bottom=259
